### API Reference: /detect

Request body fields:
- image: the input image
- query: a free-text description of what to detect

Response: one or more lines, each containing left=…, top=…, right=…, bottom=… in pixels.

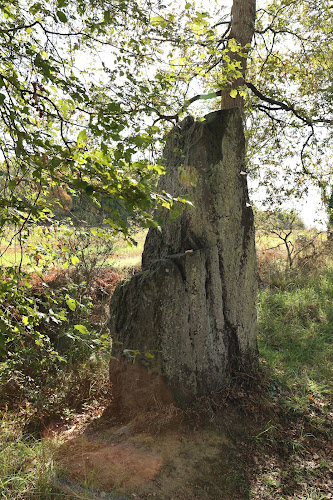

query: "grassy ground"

left=110, top=230, right=147, bottom=269
left=0, top=414, right=59, bottom=499
left=0, top=229, right=332, bottom=499
left=253, top=243, right=333, bottom=499
left=258, top=274, right=332, bottom=410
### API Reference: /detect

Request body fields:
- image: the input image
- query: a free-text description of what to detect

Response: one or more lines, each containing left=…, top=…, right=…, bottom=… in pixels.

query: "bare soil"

left=48, top=374, right=333, bottom=500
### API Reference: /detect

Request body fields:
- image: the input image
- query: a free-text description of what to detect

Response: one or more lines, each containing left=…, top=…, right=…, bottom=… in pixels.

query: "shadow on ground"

left=51, top=368, right=332, bottom=500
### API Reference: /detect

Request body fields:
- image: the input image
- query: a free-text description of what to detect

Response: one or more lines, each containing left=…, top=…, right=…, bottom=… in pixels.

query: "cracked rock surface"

left=109, top=109, right=258, bottom=403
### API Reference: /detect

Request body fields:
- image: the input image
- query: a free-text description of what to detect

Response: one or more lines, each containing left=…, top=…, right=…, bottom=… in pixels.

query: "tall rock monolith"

left=109, top=109, right=258, bottom=406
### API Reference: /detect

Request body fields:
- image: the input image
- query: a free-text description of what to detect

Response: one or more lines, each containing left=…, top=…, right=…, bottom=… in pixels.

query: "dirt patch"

left=52, top=376, right=333, bottom=500
left=132, top=430, right=249, bottom=500
left=56, top=424, right=249, bottom=499
left=54, top=386, right=259, bottom=500
left=57, top=435, right=163, bottom=492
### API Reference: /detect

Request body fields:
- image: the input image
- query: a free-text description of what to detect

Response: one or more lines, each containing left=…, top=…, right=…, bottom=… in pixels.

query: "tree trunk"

left=221, top=0, right=256, bottom=111
left=109, top=110, right=258, bottom=407
left=108, top=0, right=259, bottom=411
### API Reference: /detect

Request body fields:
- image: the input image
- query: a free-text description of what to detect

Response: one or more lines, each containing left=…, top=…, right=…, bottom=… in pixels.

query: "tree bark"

left=109, top=110, right=258, bottom=405
left=221, top=0, right=256, bottom=111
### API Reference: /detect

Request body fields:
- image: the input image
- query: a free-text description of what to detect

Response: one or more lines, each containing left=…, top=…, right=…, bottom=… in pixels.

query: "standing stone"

left=109, top=109, right=258, bottom=404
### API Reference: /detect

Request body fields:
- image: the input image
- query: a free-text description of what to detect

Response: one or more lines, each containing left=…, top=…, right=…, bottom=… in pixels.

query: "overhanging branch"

left=151, top=81, right=333, bottom=134
left=245, top=81, right=312, bottom=125
left=151, top=90, right=223, bottom=124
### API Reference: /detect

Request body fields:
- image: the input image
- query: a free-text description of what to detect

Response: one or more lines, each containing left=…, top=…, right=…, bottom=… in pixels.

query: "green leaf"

left=77, top=129, right=87, bottom=146
left=230, top=89, right=238, bottom=98
left=29, top=2, right=43, bottom=15
left=74, top=324, right=89, bottom=334
left=66, top=298, right=76, bottom=311
left=71, top=256, right=79, bottom=265
left=123, top=349, right=140, bottom=363
left=50, top=157, right=62, bottom=168
left=151, top=16, right=167, bottom=27
left=56, top=10, right=67, bottom=22
left=107, top=102, right=121, bottom=112
left=132, top=135, right=145, bottom=147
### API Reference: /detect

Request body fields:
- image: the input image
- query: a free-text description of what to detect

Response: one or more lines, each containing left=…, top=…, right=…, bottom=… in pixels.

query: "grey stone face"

left=109, top=109, right=258, bottom=403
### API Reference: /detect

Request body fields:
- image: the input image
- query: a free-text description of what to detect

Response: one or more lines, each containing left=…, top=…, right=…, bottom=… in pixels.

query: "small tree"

left=256, top=209, right=317, bottom=269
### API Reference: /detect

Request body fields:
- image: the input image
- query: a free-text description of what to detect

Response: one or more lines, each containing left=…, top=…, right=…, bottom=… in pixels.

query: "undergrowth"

left=0, top=235, right=332, bottom=499
left=0, top=412, right=59, bottom=499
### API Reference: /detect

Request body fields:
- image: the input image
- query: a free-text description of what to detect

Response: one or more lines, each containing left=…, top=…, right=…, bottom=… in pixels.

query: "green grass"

left=0, top=413, right=59, bottom=499
left=110, top=229, right=147, bottom=269
left=258, top=267, right=333, bottom=410
left=0, top=226, right=72, bottom=269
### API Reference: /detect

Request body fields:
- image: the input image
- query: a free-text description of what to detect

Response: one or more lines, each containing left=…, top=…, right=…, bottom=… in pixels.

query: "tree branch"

left=245, top=81, right=312, bottom=125
left=151, top=90, right=223, bottom=124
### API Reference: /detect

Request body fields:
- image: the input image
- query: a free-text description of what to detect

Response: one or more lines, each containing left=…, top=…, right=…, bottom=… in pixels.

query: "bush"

left=0, top=221, right=126, bottom=419
left=0, top=266, right=110, bottom=411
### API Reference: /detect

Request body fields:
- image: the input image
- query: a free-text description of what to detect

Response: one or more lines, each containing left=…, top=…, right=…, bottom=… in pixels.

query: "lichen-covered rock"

left=109, top=109, right=258, bottom=403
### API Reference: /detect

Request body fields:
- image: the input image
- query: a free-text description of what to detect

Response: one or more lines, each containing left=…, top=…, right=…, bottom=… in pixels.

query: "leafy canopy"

left=1, top=0, right=333, bottom=228
left=245, top=0, right=333, bottom=208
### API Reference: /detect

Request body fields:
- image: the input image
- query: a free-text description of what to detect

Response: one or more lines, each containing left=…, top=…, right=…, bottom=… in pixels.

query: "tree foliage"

left=1, top=0, right=333, bottom=376
left=0, top=0, right=237, bottom=374
left=1, top=0, right=332, bottom=227
left=245, top=0, right=333, bottom=206
left=0, top=0, right=201, bottom=239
